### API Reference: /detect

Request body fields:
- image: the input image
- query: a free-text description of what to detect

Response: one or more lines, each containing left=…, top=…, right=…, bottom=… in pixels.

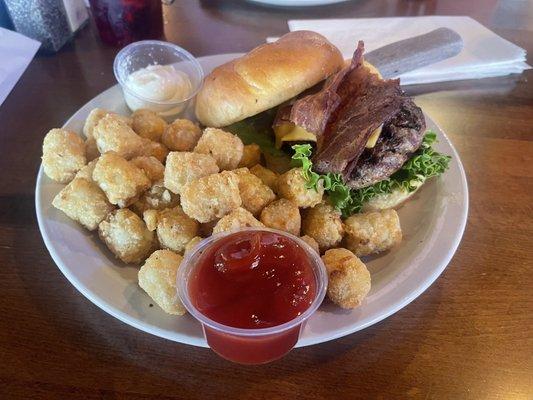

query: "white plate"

left=36, top=53, right=468, bottom=348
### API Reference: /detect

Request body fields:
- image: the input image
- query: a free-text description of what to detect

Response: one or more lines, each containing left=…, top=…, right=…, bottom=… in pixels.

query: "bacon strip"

left=275, top=40, right=425, bottom=181
left=286, top=43, right=360, bottom=142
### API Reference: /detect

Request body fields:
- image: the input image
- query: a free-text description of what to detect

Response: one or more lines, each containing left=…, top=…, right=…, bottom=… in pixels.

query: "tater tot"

left=250, top=164, right=279, bottom=193
left=83, top=108, right=107, bottom=139
left=212, top=207, right=264, bottom=234
left=152, top=206, right=199, bottom=254
left=98, top=209, right=155, bottom=264
left=138, top=250, right=186, bottom=315
left=52, top=177, right=114, bottom=231
left=194, top=128, right=243, bottom=170
left=164, top=152, right=219, bottom=195
left=184, top=236, right=204, bottom=256
left=278, top=168, right=324, bottom=208
left=130, top=156, right=164, bottom=182
left=234, top=168, right=275, bottom=216
left=321, top=248, right=371, bottom=309
left=83, top=108, right=131, bottom=139
left=137, top=138, right=169, bottom=163
left=92, top=152, right=151, bottom=208
left=131, top=109, right=167, bottom=142
left=75, top=159, right=98, bottom=181
left=131, top=180, right=179, bottom=215
left=85, top=136, right=100, bottom=161
left=162, top=119, right=202, bottom=151
left=143, top=209, right=158, bottom=231
left=343, top=209, right=402, bottom=257
left=93, top=114, right=143, bottom=159
left=42, top=128, right=86, bottom=183
left=238, top=144, right=261, bottom=168
left=302, top=202, right=344, bottom=252
left=300, top=235, right=320, bottom=254
left=260, top=199, right=300, bottom=236
left=180, top=171, right=242, bottom=223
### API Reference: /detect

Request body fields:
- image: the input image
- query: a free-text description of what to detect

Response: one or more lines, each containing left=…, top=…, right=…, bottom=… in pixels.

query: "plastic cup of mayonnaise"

left=113, top=40, right=204, bottom=120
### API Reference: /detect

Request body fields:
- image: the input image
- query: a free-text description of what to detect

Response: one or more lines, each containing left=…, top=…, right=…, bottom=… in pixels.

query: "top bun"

left=195, top=31, right=344, bottom=127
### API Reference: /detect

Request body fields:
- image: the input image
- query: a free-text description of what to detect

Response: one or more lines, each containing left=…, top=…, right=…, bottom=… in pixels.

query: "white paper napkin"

left=0, top=28, right=41, bottom=106
left=268, top=16, right=530, bottom=85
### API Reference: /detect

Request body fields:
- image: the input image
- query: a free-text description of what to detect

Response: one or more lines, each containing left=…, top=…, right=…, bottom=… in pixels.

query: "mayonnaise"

left=124, top=64, right=192, bottom=117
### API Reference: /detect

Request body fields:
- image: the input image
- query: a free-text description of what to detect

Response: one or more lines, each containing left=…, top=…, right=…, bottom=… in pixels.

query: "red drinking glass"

left=88, top=0, right=164, bottom=46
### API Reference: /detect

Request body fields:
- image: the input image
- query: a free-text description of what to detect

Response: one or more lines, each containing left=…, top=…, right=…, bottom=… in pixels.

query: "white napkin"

left=268, top=16, right=530, bottom=85
left=0, top=28, right=41, bottom=106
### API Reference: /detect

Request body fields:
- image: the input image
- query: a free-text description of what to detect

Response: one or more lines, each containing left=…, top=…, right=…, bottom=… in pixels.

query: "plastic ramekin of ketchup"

left=177, top=228, right=327, bottom=365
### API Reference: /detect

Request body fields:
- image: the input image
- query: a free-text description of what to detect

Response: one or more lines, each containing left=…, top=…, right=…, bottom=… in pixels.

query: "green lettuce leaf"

left=223, top=108, right=286, bottom=157
left=291, top=131, right=451, bottom=217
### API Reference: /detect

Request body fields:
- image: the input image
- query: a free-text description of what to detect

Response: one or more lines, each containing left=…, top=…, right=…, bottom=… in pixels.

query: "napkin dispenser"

left=3, top=0, right=88, bottom=52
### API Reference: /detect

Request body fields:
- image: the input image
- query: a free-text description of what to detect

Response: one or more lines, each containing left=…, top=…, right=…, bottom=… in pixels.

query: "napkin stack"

left=0, top=28, right=40, bottom=106
left=268, top=16, right=530, bottom=85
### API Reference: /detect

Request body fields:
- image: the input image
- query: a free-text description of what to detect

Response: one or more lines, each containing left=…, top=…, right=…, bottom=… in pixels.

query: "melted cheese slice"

left=274, top=123, right=316, bottom=147
left=275, top=61, right=384, bottom=148
left=366, top=125, right=383, bottom=148
left=363, top=62, right=383, bottom=149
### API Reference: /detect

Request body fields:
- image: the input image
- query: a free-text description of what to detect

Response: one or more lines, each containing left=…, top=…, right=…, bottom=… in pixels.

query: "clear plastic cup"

left=177, top=228, right=328, bottom=365
left=113, top=40, right=203, bottom=120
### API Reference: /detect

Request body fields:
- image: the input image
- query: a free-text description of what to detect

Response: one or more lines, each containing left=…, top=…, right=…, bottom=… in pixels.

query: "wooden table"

left=1, top=1, right=531, bottom=398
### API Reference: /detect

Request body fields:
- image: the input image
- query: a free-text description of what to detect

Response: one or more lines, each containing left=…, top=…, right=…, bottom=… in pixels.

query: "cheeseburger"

left=195, top=31, right=450, bottom=214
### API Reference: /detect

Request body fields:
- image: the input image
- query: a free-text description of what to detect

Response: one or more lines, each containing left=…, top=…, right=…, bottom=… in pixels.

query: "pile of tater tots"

left=42, top=108, right=402, bottom=315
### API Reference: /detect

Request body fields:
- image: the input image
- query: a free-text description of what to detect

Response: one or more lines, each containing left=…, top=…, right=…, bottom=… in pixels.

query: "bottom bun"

left=361, top=179, right=425, bottom=212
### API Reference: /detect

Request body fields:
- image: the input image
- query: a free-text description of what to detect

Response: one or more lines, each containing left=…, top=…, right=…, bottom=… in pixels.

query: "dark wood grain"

left=0, top=1, right=532, bottom=399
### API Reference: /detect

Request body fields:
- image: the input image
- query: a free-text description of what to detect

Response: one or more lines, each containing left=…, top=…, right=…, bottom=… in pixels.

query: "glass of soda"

left=88, top=0, right=164, bottom=46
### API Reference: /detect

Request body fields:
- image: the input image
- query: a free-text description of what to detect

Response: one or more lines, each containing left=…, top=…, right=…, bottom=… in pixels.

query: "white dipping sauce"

left=124, top=64, right=192, bottom=117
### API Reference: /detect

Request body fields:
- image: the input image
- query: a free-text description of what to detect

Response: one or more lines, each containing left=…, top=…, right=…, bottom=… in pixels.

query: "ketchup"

left=189, top=231, right=317, bottom=328
left=187, top=230, right=318, bottom=364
